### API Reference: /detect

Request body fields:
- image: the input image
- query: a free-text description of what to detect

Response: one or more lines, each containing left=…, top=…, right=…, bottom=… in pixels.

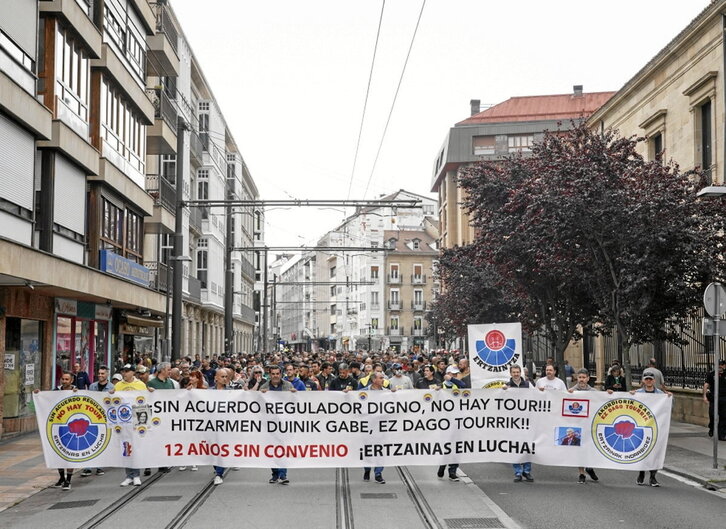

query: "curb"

left=663, top=465, right=726, bottom=490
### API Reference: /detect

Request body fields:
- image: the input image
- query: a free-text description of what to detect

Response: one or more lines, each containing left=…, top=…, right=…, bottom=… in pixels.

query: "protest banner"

left=468, top=323, right=523, bottom=388
left=34, top=387, right=671, bottom=471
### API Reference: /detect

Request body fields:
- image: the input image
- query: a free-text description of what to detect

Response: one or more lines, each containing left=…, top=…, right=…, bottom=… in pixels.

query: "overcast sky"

left=171, top=0, right=709, bottom=247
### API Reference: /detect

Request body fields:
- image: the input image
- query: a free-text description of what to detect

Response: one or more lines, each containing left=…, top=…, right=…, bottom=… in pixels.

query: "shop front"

left=53, top=298, right=112, bottom=387
left=118, top=312, right=162, bottom=363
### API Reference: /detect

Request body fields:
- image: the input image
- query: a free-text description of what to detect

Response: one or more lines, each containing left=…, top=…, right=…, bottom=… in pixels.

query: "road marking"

left=459, top=472, right=522, bottom=529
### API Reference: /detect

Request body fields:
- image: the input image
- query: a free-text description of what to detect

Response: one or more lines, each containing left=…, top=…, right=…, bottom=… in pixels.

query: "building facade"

left=0, top=0, right=261, bottom=437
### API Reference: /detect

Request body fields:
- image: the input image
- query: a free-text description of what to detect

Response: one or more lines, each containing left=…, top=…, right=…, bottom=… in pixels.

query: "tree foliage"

left=445, top=121, right=726, bottom=384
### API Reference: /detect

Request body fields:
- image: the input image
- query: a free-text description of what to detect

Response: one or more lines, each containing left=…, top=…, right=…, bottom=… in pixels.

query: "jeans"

left=364, top=466, right=384, bottom=475
left=438, top=464, right=459, bottom=476
left=125, top=468, right=140, bottom=479
left=271, top=468, right=287, bottom=479
left=512, top=462, right=531, bottom=476
left=213, top=466, right=225, bottom=477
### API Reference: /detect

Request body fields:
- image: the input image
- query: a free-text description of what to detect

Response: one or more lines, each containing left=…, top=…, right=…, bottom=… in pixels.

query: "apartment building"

left=273, top=190, right=438, bottom=353
left=0, top=0, right=261, bottom=437
left=431, top=89, right=614, bottom=250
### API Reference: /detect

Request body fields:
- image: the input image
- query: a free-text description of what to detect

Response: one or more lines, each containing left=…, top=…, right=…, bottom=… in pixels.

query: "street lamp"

left=696, top=184, right=725, bottom=469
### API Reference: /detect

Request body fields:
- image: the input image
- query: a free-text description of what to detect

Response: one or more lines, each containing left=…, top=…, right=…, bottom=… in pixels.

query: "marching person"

left=208, top=368, right=231, bottom=485
left=261, top=365, right=296, bottom=484
left=504, top=365, right=534, bottom=483
left=363, top=372, right=392, bottom=484
left=632, top=369, right=673, bottom=486
left=568, top=369, right=600, bottom=484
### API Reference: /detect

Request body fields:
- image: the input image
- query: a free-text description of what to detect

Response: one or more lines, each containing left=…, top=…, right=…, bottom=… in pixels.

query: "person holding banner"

left=416, top=365, right=441, bottom=390
left=49, top=372, right=77, bottom=490
left=568, top=369, right=600, bottom=484
left=112, top=364, right=152, bottom=487
left=632, top=369, right=672, bottom=486
left=504, top=365, right=534, bottom=483
left=437, top=365, right=467, bottom=482
left=535, top=365, right=566, bottom=392
left=208, top=368, right=231, bottom=485
left=261, top=365, right=296, bottom=484
left=363, top=372, right=391, bottom=484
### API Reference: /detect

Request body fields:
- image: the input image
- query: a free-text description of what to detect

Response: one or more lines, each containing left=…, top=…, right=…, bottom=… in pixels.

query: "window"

left=161, top=233, right=172, bottom=265
left=161, top=155, right=176, bottom=182
left=4, top=318, right=43, bottom=419
left=371, top=266, right=379, bottom=279
left=473, top=135, right=495, bottom=156
left=508, top=134, right=534, bottom=152
left=390, top=289, right=399, bottom=304
left=330, top=285, right=336, bottom=296
left=390, top=264, right=399, bottom=279
left=198, top=101, right=209, bottom=132
left=330, top=304, right=336, bottom=315
left=390, top=316, right=399, bottom=330
left=125, top=210, right=142, bottom=261
left=371, top=318, right=378, bottom=330
left=103, top=1, right=145, bottom=80
left=330, top=323, right=336, bottom=334
left=330, top=266, right=336, bottom=279
left=101, top=199, right=123, bottom=250
left=371, top=291, right=379, bottom=306
left=53, top=24, right=90, bottom=124
left=701, top=100, right=712, bottom=172
left=413, top=264, right=423, bottom=279
left=100, top=77, right=146, bottom=175
left=412, top=238, right=420, bottom=249
left=414, top=317, right=423, bottom=330
left=197, top=249, right=208, bottom=288
left=414, top=289, right=423, bottom=306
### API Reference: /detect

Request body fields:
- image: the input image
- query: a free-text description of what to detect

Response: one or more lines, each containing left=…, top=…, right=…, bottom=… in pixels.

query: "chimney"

left=573, top=85, right=583, bottom=97
left=470, top=99, right=481, bottom=116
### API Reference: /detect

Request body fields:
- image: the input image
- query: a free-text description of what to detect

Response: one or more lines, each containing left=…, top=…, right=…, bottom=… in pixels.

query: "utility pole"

left=262, top=251, right=269, bottom=354
left=171, top=117, right=187, bottom=362
left=271, top=274, right=277, bottom=352
left=224, top=172, right=234, bottom=356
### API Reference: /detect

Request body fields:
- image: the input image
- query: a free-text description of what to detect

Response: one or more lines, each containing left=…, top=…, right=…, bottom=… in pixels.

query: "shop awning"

left=125, top=314, right=164, bottom=328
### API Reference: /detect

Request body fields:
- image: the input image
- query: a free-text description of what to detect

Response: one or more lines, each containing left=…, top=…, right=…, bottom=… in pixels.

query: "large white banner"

left=468, top=323, right=523, bottom=388
left=34, top=388, right=671, bottom=471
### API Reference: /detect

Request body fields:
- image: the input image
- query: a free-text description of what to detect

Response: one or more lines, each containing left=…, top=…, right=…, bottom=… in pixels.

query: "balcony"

left=412, top=329, right=424, bottom=337
left=187, top=275, right=202, bottom=303
left=189, top=206, right=202, bottom=234
left=411, top=300, right=427, bottom=311
left=387, top=327, right=403, bottom=336
left=146, top=88, right=177, bottom=155
left=190, top=132, right=204, bottom=167
left=145, top=261, right=170, bottom=292
left=146, top=174, right=176, bottom=212
left=388, top=301, right=401, bottom=311
left=411, top=274, right=427, bottom=284
left=387, top=274, right=401, bottom=284
left=147, top=5, right=180, bottom=77
left=370, top=303, right=380, bottom=311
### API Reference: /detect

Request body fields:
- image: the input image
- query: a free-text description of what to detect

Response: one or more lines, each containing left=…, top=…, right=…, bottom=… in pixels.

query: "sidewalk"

left=1, top=420, right=725, bottom=512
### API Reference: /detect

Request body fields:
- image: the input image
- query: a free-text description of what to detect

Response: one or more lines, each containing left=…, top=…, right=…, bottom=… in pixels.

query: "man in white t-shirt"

left=535, top=365, right=566, bottom=392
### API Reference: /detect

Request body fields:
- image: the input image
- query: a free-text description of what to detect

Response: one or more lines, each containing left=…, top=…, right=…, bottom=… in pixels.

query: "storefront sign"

left=55, top=298, right=78, bottom=316
left=25, top=364, right=35, bottom=385
left=33, top=389, right=673, bottom=470
left=95, top=305, right=112, bottom=320
left=4, top=353, right=14, bottom=370
left=99, top=250, right=150, bottom=287
left=119, top=323, right=152, bottom=336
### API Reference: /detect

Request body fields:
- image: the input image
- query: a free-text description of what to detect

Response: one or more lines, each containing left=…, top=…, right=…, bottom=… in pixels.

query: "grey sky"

left=171, top=0, right=708, bottom=247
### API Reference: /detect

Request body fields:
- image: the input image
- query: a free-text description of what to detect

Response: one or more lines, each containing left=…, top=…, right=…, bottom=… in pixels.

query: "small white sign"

left=4, top=354, right=15, bottom=370
left=467, top=322, right=523, bottom=388
left=25, top=364, right=35, bottom=385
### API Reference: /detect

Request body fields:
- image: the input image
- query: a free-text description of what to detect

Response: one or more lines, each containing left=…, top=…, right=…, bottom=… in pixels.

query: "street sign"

left=702, top=317, right=726, bottom=336
left=703, top=282, right=726, bottom=318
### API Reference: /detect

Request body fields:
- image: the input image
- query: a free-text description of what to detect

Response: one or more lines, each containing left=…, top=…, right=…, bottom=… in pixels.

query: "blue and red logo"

left=592, top=399, right=657, bottom=463
left=46, top=396, right=111, bottom=462
left=473, top=329, right=520, bottom=372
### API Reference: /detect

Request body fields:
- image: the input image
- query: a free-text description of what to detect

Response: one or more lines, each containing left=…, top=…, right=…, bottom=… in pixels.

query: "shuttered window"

left=53, top=155, right=86, bottom=235
left=0, top=114, right=35, bottom=211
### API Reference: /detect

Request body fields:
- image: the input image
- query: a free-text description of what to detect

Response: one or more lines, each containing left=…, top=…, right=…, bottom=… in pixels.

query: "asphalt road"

left=464, top=462, right=726, bottom=529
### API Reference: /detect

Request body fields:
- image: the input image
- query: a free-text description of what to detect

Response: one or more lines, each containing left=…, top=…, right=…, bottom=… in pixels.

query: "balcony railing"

left=145, top=261, right=169, bottom=292
left=387, top=327, right=403, bottom=336
left=145, top=174, right=176, bottom=213
left=156, top=4, right=179, bottom=53
left=412, top=328, right=424, bottom=336
left=370, top=303, right=380, bottom=311
left=387, top=274, right=401, bottom=284
left=146, top=88, right=178, bottom=131
left=411, top=300, right=426, bottom=311
left=411, top=274, right=427, bottom=284
left=388, top=301, right=401, bottom=311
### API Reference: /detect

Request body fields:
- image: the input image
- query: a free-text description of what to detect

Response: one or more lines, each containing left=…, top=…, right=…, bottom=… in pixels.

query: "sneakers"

left=269, top=477, right=278, bottom=484
left=375, top=474, right=385, bottom=484
left=120, top=478, right=133, bottom=487
left=96, top=469, right=105, bottom=476
left=437, top=467, right=445, bottom=478
left=449, top=474, right=460, bottom=482
left=190, top=465, right=198, bottom=471
left=513, top=474, right=523, bottom=482
left=280, top=478, right=290, bottom=485
left=62, top=480, right=71, bottom=491
left=363, top=470, right=370, bottom=481
left=178, top=466, right=187, bottom=471
left=650, top=476, right=660, bottom=487
left=133, top=477, right=142, bottom=486
left=213, top=475, right=223, bottom=486
left=143, top=469, right=151, bottom=476
left=523, top=473, right=534, bottom=482
left=52, top=478, right=65, bottom=488
left=80, top=469, right=93, bottom=477
left=578, top=474, right=586, bottom=484
left=585, top=468, right=599, bottom=482
left=158, top=467, right=171, bottom=473
left=637, top=472, right=645, bottom=486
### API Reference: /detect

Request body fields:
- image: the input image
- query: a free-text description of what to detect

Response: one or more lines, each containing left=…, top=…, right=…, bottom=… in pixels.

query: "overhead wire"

left=362, top=0, right=427, bottom=200
left=345, top=0, right=386, bottom=202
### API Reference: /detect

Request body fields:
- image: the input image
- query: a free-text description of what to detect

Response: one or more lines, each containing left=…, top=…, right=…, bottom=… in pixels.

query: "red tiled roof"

left=458, top=91, right=616, bottom=125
